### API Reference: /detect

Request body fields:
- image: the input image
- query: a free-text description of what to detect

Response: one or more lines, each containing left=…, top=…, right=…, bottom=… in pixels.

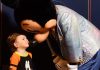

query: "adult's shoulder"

left=55, top=5, right=79, bottom=15
left=55, top=5, right=84, bottom=21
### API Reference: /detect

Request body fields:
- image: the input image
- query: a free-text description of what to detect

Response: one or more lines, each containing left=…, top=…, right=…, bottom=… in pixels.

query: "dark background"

left=1, top=0, right=100, bottom=69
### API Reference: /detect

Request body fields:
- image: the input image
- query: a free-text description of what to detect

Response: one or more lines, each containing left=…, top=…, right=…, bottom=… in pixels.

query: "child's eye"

left=22, top=38, right=25, bottom=40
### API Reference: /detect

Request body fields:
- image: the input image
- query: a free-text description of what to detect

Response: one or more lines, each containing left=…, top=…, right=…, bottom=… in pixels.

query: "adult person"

left=55, top=5, right=100, bottom=70
left=14, top=0, right=100, bottom=70
left=2, top=0, right=100, bottom=70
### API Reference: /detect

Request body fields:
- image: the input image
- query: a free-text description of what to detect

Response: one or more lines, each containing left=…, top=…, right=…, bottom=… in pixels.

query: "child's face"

left=14, top=35, right=29, bottom=49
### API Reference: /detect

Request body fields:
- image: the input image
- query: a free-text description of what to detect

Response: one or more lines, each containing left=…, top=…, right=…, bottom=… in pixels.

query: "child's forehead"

left=16, top=35, right=26, bottom=39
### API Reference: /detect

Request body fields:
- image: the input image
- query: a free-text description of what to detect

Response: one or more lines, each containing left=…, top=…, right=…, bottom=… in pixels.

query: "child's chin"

left=25, top=45, right=29, bottom=48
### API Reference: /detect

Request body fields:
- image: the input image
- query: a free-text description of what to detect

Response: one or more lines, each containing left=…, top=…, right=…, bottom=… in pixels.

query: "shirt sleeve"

left=56, top=5, right=83, bottom=63
left=10, top=52, right=20, bottom=70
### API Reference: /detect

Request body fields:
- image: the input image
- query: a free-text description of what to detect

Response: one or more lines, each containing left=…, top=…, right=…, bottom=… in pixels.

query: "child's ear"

left=14, top=42, right=18, bottom=48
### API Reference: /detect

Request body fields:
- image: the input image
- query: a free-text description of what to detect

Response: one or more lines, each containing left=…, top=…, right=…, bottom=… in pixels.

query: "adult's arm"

left=56, top=5, right=83, bottom=64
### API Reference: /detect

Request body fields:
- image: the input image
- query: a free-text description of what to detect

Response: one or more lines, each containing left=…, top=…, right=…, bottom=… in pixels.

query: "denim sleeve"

left=57, top=10, right=83, bottom=63
left=56, top=5, right=100, bottom=67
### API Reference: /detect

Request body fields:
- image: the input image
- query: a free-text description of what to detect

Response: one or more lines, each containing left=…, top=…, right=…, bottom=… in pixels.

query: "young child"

left=7, top=33, right=33, bottom=70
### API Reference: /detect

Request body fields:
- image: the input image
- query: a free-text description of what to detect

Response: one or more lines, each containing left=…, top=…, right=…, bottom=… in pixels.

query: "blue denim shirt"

left=55, top=5, right=100, bottom=65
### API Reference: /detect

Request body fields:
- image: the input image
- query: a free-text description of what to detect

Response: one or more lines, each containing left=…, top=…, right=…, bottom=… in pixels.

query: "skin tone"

left=20, top=19, right=57, bottom=43
left=14, top=35, right=29, bottom=55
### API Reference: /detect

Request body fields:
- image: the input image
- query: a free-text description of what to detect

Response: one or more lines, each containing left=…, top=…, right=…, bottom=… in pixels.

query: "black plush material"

left=14, top=0, right=57, bottom=27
